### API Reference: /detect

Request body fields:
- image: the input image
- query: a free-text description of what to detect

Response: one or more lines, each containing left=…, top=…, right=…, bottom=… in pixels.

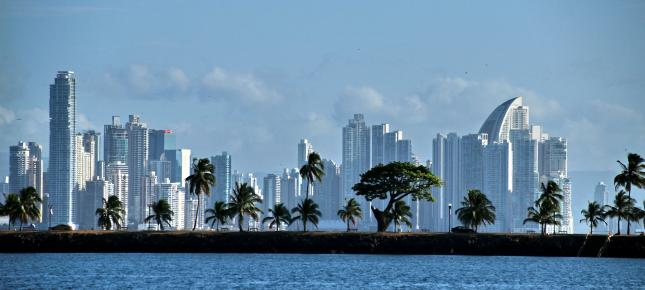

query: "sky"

left=1, top=0, right=644, bottom=177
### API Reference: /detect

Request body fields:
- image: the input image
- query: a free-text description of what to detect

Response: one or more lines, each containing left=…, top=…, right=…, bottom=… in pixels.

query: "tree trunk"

left=347, top=219, right=350, bottom=232
left=306, top=180, right=311, bottom=199
left=303, top=219, right=307, bottom=232
left=627, top=189, right=631, bottom=235
left=372, top=207, right=392, bottom=232
left=238, top=212, right=244, bottom=232
left=590, top=225, right=593, bottom=235
left=216, top=221, right=219, bottom=231
left=617, top=217, right=621, bottom=235
left=19, top=220, right=23, bottom=232
left=193, top=194, right=201, bottom=231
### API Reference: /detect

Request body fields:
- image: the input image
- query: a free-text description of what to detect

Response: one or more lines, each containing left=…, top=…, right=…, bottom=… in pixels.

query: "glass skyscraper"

left=48, top=71, right=77, bottom=227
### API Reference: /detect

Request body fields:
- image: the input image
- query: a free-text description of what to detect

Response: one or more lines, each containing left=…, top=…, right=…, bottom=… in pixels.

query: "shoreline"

left=1, top=231, right=643, bottom=258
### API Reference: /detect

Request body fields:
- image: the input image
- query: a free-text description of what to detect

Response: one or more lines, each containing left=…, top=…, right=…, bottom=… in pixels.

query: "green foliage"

left=579, top=201, right=606, bottom=234
left=205, top=201, right=231, bottom=231
left=605, top=190, right=637, bottom=235
left=455, top=189, right=496, bottom=232
left=352, top=162, right=441, bottom=232
left=227, top=182, right=262, bottom=232
left=389, top=200, right=412, bottom=232
left=262, top=203, right=291, bottom=231
left=185, top=158, right=216, bottom=230
left=96, top=195, right=125, bottom=230
left=524, top=199, right=562, bottom=235
left=145, top=199, right=174, bottom=231
left=337, top=198, right=363, bottom=232
left=291, top=198, right=322, bottom=232
left=0, top=187, right=42, bottom=230
left=614, top=152, right=645, bottom=235
left=299, top=152, right=325, bottom=199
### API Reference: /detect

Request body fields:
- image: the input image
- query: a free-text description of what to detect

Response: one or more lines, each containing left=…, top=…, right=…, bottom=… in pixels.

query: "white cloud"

left=0, top=105, right=16, bottom=126
left=167, top=68, right=189, bottom=92
left=201, top=67, right=283, bottom=105
left=78, top=114, right=97, bottom=131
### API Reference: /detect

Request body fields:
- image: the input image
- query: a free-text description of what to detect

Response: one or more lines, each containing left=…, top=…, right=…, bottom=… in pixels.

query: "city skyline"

left=1, top=2, right=644, bottom=176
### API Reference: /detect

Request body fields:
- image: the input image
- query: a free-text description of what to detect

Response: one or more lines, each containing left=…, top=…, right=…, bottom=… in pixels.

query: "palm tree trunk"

left=216, top=221, right=219, bottom=231
left=306, top=180, right=311, bottom=199
left=627, top=189, right=631, bottom=235
left=238, top=212, right=243, bottom=232
left=193, top=194, right=201, bottom=231
left=19, top=220, right=23, bottom=232
left=617, top=216, right=621, bottom=235
left=347, top=219, right=350, bottom=232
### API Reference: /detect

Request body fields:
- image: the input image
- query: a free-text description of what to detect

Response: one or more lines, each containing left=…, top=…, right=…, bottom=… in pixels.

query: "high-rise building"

left=459, top=133, right=487, bottom=195
left=165, top=149, right=192, bottom=185
left=48, top=71, right=77, bottom=227
left=426, top=133, right=460, bottom=232
left=482, top=141, right=513, bottom=233
left=82, top=130, right=101, bottom=178
left=594, top=182, right=609, bottom=233
left=280, top=168, right=301, bottom=210
left=104, top=116, right=128, bottom=164
left=148, top=129, right=176, bottom=161
left=262, top=174, right=281, bottom=217
left=297, top=139, right=313, bottom=168
left=105, top=161, right=128, bottom=225
left=9, top=141, right=45, bottom=222
left=77, top=178, right=113, bottom=230
left=126, top=115, right=149, bottom=226
left=211, top=152, right=232, bottom=206
left=156, top=178, right=185, bottom=230
left=317, top=159, right=341, bottom=219
left=371, top=123, right=389, bottom=166
left=479, top=97, right=524, bottom=143
left=140, top=170, right=158, bottom=229
left=341, top=114, right=371, bottom=223
left=383, top=130, right=402, bottom=164
left=509, top=129, right=539, bottom=232
left=396, top=139, right=413, bottom=163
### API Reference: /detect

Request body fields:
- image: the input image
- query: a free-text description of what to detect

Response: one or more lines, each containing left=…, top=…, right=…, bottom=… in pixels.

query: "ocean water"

left=1, top=253, right=643, bottom=289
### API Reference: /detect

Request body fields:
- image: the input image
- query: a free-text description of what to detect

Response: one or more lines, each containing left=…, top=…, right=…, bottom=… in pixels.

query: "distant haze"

left=1, top=1, right=644, bottom=178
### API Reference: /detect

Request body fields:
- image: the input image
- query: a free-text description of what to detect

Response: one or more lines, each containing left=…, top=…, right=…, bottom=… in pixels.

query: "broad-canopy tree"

left=455, top=189, right=496, bottom=232
left=352, top=162, right=441, bottom=232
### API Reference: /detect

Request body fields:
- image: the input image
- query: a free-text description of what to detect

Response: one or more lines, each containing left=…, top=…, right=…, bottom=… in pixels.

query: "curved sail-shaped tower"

left=478, top=97, right=523, bottom=142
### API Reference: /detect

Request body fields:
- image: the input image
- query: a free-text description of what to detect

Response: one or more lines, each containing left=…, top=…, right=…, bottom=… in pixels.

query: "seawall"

left=1, top=231, right=643, bottom=258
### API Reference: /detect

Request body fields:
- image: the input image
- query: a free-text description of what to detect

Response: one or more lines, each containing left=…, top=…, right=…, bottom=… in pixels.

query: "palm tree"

left=604, top=190, right=636, bottom=235
left=580, top=201, right=606, bottom=234
left=389, top=200, right=413, bottom=232
left=145, top=199, right=174, bottom=231
left=227, top=182, right=262, bottom=232
left=185, top=158, right=216, bottom=231
left=95, top=195, right=126, bottom=230
left=262, top=203, right=291, bottom=231
left=337, top=198, right=363, bottom=232
left=455, top=189, right=496, bottom=232
left=205, top=201, right=231, bottom=231
left=0, top=193, right=20, bottom=230
left=524, top=200, right=561, bottom=235
left=291, top=198, right=322, bottom=232
left=614, top=153, right=645, bottom=235
left=299, top=152, right=325, bottom=199
left=537, top=181, right=563, bottom=234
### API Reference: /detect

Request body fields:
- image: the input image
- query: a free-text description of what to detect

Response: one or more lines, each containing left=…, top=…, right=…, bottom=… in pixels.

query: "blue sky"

left=1, top=0, right=644, bottom=175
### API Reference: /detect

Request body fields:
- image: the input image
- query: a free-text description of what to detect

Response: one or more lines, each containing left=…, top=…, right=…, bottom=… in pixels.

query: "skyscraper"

left=104, top=116, right=128, bottom=164
left=383, top=130, right=402, bottom=164
left=9, top=141, right=45, bottom=222
left=341, top=114, right=370, bottom=198
left=594, top=182, right=609, bottom=233
left=371, top=123, right=389, bottom=166
left=482, top=141, right=513, bottom=233
left=48, top=71, right=77, bottom=227
left=280, top=168, right=301, bottom=210
left=318, top=159, right=341, bottom=219
left=297, top=139, right=313, bottom=168
left=262, top=173, right=281, bottom=217
left=341, top=114, right=371, bottom=224
left=396, top=139, right=413, bottom=163
left=459, top=133, right=487, bottom=196
left=211, top=152, right=232, bottom=206
left=126, top=115, right=149, bottom=226
left=509, top=129, right=539, bottom=232
left=106, top=161, right=129, bottom=225
left=77, top=178, right=113, bottom=230
left=148, top=129, right=176, bottom=161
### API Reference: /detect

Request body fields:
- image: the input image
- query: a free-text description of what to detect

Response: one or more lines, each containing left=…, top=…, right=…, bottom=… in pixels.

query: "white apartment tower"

left=48, top=71, right=77, bottom=227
